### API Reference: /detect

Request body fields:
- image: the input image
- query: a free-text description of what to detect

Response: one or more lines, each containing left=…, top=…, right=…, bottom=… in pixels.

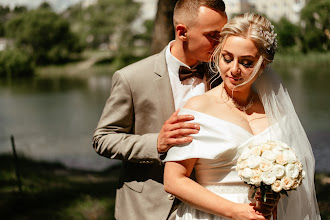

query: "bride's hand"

left=231, top=203, right=271, bottom=220
left=254, top=191, right=280, bottom=219
left=254, top=191, right=280, bottom=212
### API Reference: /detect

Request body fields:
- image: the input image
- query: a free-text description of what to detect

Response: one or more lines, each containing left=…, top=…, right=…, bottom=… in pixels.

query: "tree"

left=5, top=8, right=85, bottom=64
left=300, top=0, right=330, bottom=52
left=0, top=5, right=28, bottom=37
left=64, top=0, right=141, bottom=49
left=0, top=49, right=35, bottom=77
left=274, top=17, right=300, bottom=53
left=0, top=5, right=10, bottom=36
left=151, top=0, right=177, bottom=54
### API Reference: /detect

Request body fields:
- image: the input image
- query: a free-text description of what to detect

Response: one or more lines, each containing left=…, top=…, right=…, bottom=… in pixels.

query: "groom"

left=93, top=0, right=227, bottom=219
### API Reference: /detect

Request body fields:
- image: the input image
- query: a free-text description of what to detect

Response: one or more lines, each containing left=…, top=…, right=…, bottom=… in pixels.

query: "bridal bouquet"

left=236, top=140, right=305, bottom=201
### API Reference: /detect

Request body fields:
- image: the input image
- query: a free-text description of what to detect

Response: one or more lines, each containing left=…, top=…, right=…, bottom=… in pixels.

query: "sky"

left=0, top=0, right=84, bottom=12
left=0, top=0, right=157, bottom=18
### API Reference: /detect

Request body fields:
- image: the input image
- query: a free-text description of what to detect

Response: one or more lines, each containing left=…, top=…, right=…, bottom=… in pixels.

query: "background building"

left=223, top=0, right=306, bottom=23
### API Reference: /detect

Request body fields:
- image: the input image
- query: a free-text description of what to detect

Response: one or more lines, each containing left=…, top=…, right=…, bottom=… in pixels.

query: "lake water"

left=0, top=61, right=329, bottom=172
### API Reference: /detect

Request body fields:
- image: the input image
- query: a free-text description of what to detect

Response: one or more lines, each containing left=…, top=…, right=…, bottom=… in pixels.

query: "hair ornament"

left=259, top=25, right=277, bottom=51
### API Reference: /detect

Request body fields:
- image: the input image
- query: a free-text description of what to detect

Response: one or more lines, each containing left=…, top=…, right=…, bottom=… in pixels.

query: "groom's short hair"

left=173, top=0, right=226, bottom=27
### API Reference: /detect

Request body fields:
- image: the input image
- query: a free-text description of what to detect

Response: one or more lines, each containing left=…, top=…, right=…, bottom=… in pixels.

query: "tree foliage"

left=4, top=8, right=85, bottom=64
left=300, top=0, right=330, bottom=52
left=0, top=5, right=27, bottom=37
left=65, top=0, right=141, bottom=49
left=0, top=49, right=35, bottom=77
left=273, top=17, right=300, bottom=53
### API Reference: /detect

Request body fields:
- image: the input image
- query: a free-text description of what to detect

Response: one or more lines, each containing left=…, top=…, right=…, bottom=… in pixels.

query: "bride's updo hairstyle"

left=212, top=13, right=277, bottom=87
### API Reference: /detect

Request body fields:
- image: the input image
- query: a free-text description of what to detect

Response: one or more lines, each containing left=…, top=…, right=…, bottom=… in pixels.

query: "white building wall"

left=252, top=0, right=305, bottom=23
left=223, top=0, right=242, bottom=19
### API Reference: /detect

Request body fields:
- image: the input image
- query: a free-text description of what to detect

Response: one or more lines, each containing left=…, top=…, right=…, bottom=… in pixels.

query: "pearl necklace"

left=223, top=87, right=254, bottom=113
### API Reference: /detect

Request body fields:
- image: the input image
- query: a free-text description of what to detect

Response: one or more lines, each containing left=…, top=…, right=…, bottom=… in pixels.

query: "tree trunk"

left=151, top=0, right=177, bottom=54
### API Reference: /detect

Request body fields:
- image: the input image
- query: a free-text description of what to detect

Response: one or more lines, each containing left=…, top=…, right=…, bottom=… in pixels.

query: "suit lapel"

left=153, top=48, right=175, bottom=122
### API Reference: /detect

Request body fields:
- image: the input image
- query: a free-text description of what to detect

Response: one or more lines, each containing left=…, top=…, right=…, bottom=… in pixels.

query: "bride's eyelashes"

left=221, top=54, right=255, bottom=68
left=222, top=54, right=232, bottom=64
left=240, top=59, right=255, bottom=68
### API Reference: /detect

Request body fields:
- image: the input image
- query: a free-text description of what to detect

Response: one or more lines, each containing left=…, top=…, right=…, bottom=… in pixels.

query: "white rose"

left=273, top=164, right=285, bottom=179
left=261, top=172, right=276, bottom=185
left=240, top=149, right=252, bottom=160
left=285, top=164, right=299, bottom=179
left=292, top=179, right=300, bottom=189
left=273, top=144, right=284, bottom=152
left=260, top=160, right=274, bottom=172
left=267, top=141, right=276, bottom=148
left=281, top=176, right=294, bottom=190
left=280, top=142, right=291, bottom=149
left=295, top=161, right=303, bottom=172
left=254, top=168, right=263, bottom=176
left=251, top=146, right=262, bottom=156
left=283, top=150, right=297, bottom=164
left=247, top=155, right=262, bottom=168
left=297, top=170, right=306, bottom=183
left=241, top=168, right=253, bottom=179
left=262, top=150, right=276, bottom=162
left=275, top=154, right=288, bottom=165
left=272, top=148, right=283, bottom=157
left=271, top=180, right=283, bottom=192
left=239, top=160, right=248, bottom=170
left=261, top=143, right=272, bottom=152
left=250, top=174, right=262, bottom=186
left=238, top=170, right=247, bottom=182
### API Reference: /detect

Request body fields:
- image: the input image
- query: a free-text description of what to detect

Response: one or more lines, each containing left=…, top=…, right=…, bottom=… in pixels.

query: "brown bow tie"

left=178, top=64, right=206, bottom=81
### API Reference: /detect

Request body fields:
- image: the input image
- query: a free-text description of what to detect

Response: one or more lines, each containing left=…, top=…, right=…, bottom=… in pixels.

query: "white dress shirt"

left=165, top=41, right=207, bottom=110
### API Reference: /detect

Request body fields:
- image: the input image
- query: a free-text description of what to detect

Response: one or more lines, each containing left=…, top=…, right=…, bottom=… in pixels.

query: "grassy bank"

left=0, top=154, right=329, bottom=219
left=273, top=51, right=330, bottom=65
left=0, top=154, right=119, bottom=220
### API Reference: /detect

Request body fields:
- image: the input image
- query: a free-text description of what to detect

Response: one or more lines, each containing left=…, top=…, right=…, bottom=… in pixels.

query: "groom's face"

left=185, top=6, right=227, bottom=63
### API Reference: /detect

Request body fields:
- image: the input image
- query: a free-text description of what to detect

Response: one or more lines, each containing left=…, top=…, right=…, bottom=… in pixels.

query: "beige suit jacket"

left=93, top=47, right=221, bottom=219
left=93, top=48, right=177, bottom=220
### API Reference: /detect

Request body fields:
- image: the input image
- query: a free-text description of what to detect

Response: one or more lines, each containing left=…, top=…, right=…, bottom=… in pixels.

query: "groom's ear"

left=176, top=24, right=188, bottom=41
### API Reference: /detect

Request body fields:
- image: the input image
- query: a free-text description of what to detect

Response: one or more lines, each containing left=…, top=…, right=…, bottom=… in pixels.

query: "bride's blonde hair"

left=211, top=13, right=277, bottom=88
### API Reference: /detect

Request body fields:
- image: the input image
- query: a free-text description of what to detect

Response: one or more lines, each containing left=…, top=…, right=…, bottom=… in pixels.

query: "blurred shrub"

left=0, top=49, right=35, bottom=77
left=274, top=17, right=301, bottom=53
left=300, top=0, right=330, bottom=52
left=4, top=8, right=85, bottom=65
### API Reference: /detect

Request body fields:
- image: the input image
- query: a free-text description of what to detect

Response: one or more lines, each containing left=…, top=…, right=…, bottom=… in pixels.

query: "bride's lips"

left=228, top=76, right=242, bottom=83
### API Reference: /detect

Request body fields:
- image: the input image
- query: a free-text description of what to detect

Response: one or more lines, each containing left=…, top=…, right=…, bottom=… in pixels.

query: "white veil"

left=255, top=66, right=321, bottom=219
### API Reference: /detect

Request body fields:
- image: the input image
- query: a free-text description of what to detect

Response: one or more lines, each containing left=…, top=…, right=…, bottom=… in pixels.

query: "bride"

left=163, top=13, right=320, bottom=220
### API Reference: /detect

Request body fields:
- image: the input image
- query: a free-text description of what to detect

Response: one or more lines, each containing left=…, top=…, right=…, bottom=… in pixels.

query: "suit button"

left=168, top=194, right=175, bottom=200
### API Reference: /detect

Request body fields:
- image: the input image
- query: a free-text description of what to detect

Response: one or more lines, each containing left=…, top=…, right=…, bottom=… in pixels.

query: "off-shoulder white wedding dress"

left=164, top=108, right=285, bottom=220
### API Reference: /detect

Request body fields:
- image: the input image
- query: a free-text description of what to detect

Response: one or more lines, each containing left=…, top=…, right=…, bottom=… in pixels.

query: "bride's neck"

left=223, top=85, right=253, bottom=106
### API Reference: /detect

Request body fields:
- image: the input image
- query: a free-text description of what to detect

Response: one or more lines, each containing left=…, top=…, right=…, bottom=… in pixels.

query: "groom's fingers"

left=166, top=109, right=195, bottom=124
left=158, top=110, right=201, bottom=153
left=166, top=136, right=194, bottom=146
left=169, top=122, right=200, bottom=131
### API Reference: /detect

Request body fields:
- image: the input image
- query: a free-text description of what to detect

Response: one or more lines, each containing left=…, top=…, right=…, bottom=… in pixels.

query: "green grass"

left=0, top=154, right=119, bottom=220
left=1, top=153, right=329, bottom=219
left=315, top=173, right=330, bottom=219
left=273, top=51, right=330, bottom=65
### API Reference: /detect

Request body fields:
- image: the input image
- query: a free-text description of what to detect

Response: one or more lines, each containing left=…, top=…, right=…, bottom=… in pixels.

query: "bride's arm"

left=164, top=159, right=269, bottom=220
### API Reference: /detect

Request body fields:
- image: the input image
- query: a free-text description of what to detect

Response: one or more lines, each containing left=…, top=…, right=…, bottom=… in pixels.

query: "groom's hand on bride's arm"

left=157, top=109, right=200, bottom=153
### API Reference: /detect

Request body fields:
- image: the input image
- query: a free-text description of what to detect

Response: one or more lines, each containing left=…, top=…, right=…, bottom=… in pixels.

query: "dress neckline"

left=180, top=108, right=284, bottom=137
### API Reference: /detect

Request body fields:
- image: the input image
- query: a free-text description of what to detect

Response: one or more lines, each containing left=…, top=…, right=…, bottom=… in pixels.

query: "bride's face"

left=219, top=36, right=259, bottom=90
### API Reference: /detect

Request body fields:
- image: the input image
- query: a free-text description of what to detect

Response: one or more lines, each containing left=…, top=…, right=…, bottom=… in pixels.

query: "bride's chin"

left=224, top=80, right=240, bottom=90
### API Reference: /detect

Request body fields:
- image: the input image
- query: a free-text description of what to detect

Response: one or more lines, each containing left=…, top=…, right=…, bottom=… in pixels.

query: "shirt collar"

left=165, top=41, right=190, bottom=77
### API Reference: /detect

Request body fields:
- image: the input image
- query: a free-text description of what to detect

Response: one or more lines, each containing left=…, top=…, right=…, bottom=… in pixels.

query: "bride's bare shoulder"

left=183, top=93, right=216, bottom=113
left=184, top=87, right=217, bottom=113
